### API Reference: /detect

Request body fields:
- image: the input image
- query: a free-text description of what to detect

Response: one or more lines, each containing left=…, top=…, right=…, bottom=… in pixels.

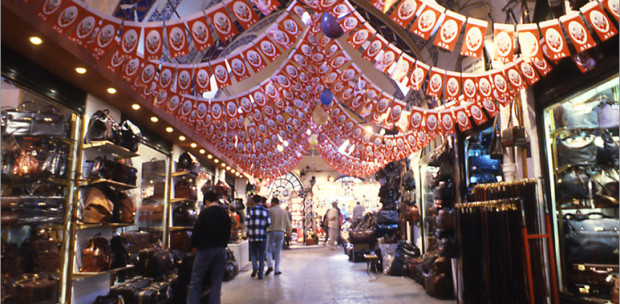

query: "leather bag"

left=557, top=133, right=597, bottom=167
left=85, top=109, right=122, bottom=144
left=376, top=210, right=398, bottom=224
left=436, top=209, right=454, bottom=230
left=598, top=102, right=619, bottom=129
left=14, top=274, right=59, bottom=304
left=172, top=204, right=196, bottom=227
left=82, top=186, right=114, bottom=224
left=223, top=248, right=240, bottom=281
left=567, top=263, right=619, bottom=298
left=174, top=179, right=197, bottom=200
left=501, top=99, right=528, bottom=147
left=489, top=115, right=504, bottom=159
left=121, top=231, right=153, bottom=254
left=593, top=168, right=619, bottom=207
left=119, top=120, right=141, bottom=152
left=563, top=212, right=619, bottom=264
left=109, top=277, right=153, bottom=302
left=424, top=271, right=454, bottom=299
left=597, top=130, right=619, bottom=167
left=438, top=237, right=459, bottom=258
left=12, top=149, right=39, bottom=177
left=403, top=205, right=420, bottom=223
left=2, top=104, right=67, bottom=137
left=136, top=247, right=174, bottom=277
left=138, top=203, right=164, bottom=223
left=170, top=230, right=192, bottom=252
left=349, top=229, right=375, bottom=244
left=2, top=241, right=22, bottom=279
left=109, top=233, right=128, bottom=269
left=81, top=234, right=113, bottom=272
left=132, top=281, right=169, bottom=304
left=556, top=168, right=594, bottom=204
left=115, top=190, right=135, bottom=223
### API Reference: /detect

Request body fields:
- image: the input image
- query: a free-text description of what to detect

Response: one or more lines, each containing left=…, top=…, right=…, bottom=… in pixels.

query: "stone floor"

left=221, top=245, right=456, bottom=304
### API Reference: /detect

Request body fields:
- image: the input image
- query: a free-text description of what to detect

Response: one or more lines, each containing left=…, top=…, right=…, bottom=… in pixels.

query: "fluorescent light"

left=131, top=104, right=141, bottom=110
left=29, top=36, right=42, bottom=45
left=75, top=67, right=87, bottom=74
left=165, top=127, right=174, bottom=133
left=107, top=88, right=117, bottom=94
left=150, top=116, right=158, bottom=122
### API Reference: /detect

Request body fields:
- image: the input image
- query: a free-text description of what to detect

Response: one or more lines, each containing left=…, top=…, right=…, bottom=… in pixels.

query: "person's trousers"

left=328, top=227, right=339, bottom=248
left=249, top=240, right=267, bottom=276
left=266, top=231, right=285, bottom=272
left=187, top=247, right=226, bottom=304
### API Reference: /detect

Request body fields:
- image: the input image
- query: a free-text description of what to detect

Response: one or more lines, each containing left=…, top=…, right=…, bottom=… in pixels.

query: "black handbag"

left=172, top=204, right=197, bottom=227
left=119, top=120, right=142, bottom=152
left=556, top=168, right=594, bottom=204
left=558, top=97, right=600, bottom=129
left=376, top=210, right=398, bottom=224
left=85, top=110, right=122, bottom=144
left=597, top=130, right=619, bottom=167
left=592, top=168, right=619, bottom=207
left=177, top=152, right=198, bottom=174
left=557, top=132, right=597, bottom=168
left=489, top=115, right=504, bottom=160
left=1, top=102, right=67, bottom=137
left=429, top=141, right=454, bottom=180
left=563, top=212, right=619, bottom=264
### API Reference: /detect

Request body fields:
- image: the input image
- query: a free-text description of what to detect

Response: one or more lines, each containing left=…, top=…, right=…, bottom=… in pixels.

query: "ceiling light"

left=277, top=145, right=284, bottom=152
left=365, top=126, right=373, bottom=133
left=190, top=143, right=197, bottom=148
left=226, top=166, right=231, bottom=170
left=283, top=140, right=289, bottom=147
left=107, top=88, right=117, bottom=94
left=165, top=127, right=173, bottom=133
left=221, top=163, right=226, bottom=167
left=150, top=116, right=158, bottom=122
left=131, top=104, right=141, bottom=110
left=75, top=67, right=87, bottom=74
left=236, top=172, right=241, bottom=177
left=179, top=135, right=186, bottom=141
left=29, top=36, right=42, bottom=45
left=328, top=176, right=335, bottom=182
left=214, top=159, right=219, bottom=163
left=231, top=169, right=236, bottom=173
left=199, top=149, right=205, bottom=154
left=207, top=154, right=213, bottom=159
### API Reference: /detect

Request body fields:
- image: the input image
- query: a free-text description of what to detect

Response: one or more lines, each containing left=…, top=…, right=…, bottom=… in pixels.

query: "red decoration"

left=226, top=0, right=259, bottom=30
left=389, top=0, right=420, bottom=28
left=516, top=23, right=543, bottom=62
left=407, top=60, right=429, bottom=91
left=426, top=68, right=445, bottom=98
left=410, top=2, right=444, bottom=40
left=211, top=59, right=233, bottom=89
left=433, top=10, right=466, bottom=51
left=207, top=5, right=239, bottom=42
left=243, top=44, right=268, bottom=72
left=166, top=19, right=190, bottom=58
left=187, top=11, right=214, bottom=52
left=493, top=23, right=515, bottom=63
left=560, top=12, right=597, bottom=53
left=539, top=19, right=570, bottom=61
left=256, top=34, right=283, bottom=62
left=49, top=0, right=83, bottom=35
left=229, top=52, right=252, bottom=82
left=176, top=65, right=194, bottom=94
left=346, top=23, right=374, bottom=49
left=581, top=2, right=618, bottom=41
left=444, top=71, right=461, bottom=101
left=461, top=18, right=487, bottom=58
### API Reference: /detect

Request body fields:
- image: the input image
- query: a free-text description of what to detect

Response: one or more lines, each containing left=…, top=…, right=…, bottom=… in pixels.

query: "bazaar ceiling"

left=2, top=0, right=617, bottom=180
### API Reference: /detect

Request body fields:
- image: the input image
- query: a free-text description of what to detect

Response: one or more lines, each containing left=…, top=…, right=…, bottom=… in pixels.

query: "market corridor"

left=221, top=246, right=455, bottom=304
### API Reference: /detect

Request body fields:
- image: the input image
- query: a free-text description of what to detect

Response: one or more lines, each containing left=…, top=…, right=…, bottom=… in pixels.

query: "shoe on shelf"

left=251, top=270, right=257, bottom=278
left=265, top=267, right=273, bottom=276
left=274, top=271, right=282, bottom=275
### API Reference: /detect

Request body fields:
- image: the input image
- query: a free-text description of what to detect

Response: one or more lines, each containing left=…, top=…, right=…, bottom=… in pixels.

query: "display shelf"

left=171, top=171, right=198, bottom=178
left=169, top=226, right=194, bottom=231
left=73, top=265, right=134, bottom=279
left=170, top=197, right=196, bottom=203
left=81, top=179, right=137, bottom=190
left=83, top=140, right=140, bottom=159
left=77, top=222, right=135, bottom=230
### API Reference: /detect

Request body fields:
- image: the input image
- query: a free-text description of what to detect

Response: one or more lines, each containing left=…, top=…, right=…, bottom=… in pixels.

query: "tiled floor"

left=221, top=245, right=456, bottom=304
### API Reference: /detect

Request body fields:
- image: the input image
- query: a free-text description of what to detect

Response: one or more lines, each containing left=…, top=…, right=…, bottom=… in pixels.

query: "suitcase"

left=110, top=277, right=153, bottom=304
left=133, top=281, right=169, bottom=304
left=567, top=263, right=619, bottom=298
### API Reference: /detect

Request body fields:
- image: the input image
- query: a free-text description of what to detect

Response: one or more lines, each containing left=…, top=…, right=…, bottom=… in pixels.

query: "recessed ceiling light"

left=226, top=166, right=231, bottom=170
left=107, top=87, right=117, bottom=94
left=214, top=159, right=219, bottom=163
left=199, top=149, right=205, bottom=154
left=231, top=169, right=236, bottom=173
left=75, top=67, right=87, bottom=74
left=207, top=154, right=213, bottom=159
left=131, top=104, right=141, bottom=110
left=190, top=143, right=197, bottom=148
left=221, top=163, right=226, bottom=167
left=150, top=116, right=158, bottom=122
left=29, top=36, right=42, bottom=45
left=179, top=135, right=186, bottom=141
left=165, top=127, right=173, bottom=133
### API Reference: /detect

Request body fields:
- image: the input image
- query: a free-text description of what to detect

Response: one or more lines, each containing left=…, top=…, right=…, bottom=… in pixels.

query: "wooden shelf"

left=169, top=226, right=194, bottom=231
left=77, top=222, right=135, bottom=230
left=84, top=140, right=139, bottom=159
left=82, top=179, right=137, bottom=190
left=171, top=171, right=198, bottom=178
left=170, top=197, right=196, bottom=203
left=73, top=265, right=134, bottom=279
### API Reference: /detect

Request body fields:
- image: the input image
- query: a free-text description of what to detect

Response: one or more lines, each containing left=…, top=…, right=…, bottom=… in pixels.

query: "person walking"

left=187, top=190, right=231, bottom=304
left=325, top=201, right=340, bottom=250
left=265, top=197, right=292, bottom=276
left=246, top=195, right=271, bottom=279
left=352, top=201, right=365, bottom=222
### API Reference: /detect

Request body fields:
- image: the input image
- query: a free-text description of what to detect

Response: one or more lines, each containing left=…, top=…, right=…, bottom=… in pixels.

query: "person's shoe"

left=251, top=270, right=257, bottom=278
left=257, top=274, right=263, bottom=280
left=274, top=271, right=282, bottom=275
left=265, top=267, right=273, bottom=276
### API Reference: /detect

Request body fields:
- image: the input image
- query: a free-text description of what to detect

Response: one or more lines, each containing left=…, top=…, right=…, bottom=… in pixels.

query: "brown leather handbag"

left=349, top=229, right=375, bottom=244
left=170, top=230, right=192, bottom=252
left=82, top=186, right=114, bottom=224
left=81, top=234, right=113, bottom=272
left=174, top=179, right=197, bottom=199
left=436, top=209, right=454, bottom=230
left=14, top=274, right=59, bottom=304
left=115, top=191, right=135, bottom=223
left=121, top=231, right=153, bottom=254
left=138, top=203, right=164, bottom=223
left=424, top=270, right=454, bottom=299
left=12, top=149, right=40, bottom=177
left=136, top=247, right=174, bottom=277
left=612, top=275, right=619, bottom=304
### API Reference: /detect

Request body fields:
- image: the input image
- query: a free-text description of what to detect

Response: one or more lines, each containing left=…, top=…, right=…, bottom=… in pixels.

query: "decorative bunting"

left=338, top=11, right=364, bottom=33
left=517, top=23, right=543, bottom=62
left=226, top=0, right=260, bottom=30
left=37, top=0, right=64, bottom=22
left=50, top=0, right=83, bottom=35
left=229, top=52, right=252, bottom=82
left=187, top=11, right=214, bottom=52
left=467, top=102, right=488, bottom=126
left=194, top=64, right=212, bottom=93
left=581, top=2, right=618, bottom=41
left=143, top=22, right=164, bottom=60
left=601, top=0, right=619, bottom=22
left=68, top=6, right=99, bottom=46
left=493, top=23, right=515, bottom=63
left=409, top=2, right=445, bottom=40
left=433, top=10, right=466, bottom=51
left=390, top=52, right=415, bottom=83
left=256, top=34, right=283, bottom=62
left=176, top=65, right=194, bottom=94
left=426, top=68, right=445, bottom=98
left=461, top=18, right=487, bottom=58
left=444, top=71, right=461, bottom=101
left=407, top=60, right=429, bottom=91
left=243, top=44, right=268, bottom=72
left=211, top=59, right=233, bottom=89
left=207, top=5, right=239, bottom=42
left=560, top=13, right=597, bottom=53
left=539, top=19, right=570, bottom=60
left=165, top=19, right=190, bottom=58
left=389, top=0, right=420, bottom=28
left=92, top=16, right=121, bottom=60
left=346, top=23, right=374, bottom=49
left=374, top=43, right=400, bottom=73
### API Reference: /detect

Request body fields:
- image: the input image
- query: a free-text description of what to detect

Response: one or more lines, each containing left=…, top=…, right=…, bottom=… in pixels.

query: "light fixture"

left=199, top=149, right=205, bottom=154
left=328, top=176, right=335, bottom=182
left=226, top=166, right=231, bottom=170
left=221, top=163, right=226, bottom=167
left=179, top=135, right=186, bottom=141
left=107, top=87, right=117, bottom=94
left=231, top=169, right=236, bottom=173
left=207, top=154, right=213, bottom=159
left=75, top=67, right=87, bottom=74
left=277, top=145, right=283, bottom=152
left=214, top=159, right=219, bottom=163
left=283, top=140, right=289, bottom=147
left=165, top=127, right=173, bottom=133
left=365, top=126, right=373, bottom=133
left=190, top=143, right=197, bottom=148
left=150, top=116, right=158, bottom=123
left=29, top=36, right=42, bottom=45
left=131, top=104, right=141, bottom=110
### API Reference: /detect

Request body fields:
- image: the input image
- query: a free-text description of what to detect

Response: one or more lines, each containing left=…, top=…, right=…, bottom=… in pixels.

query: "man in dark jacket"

left=187, top=190, right=231, bottom=304
left=246, top=195, right=271, bottom=279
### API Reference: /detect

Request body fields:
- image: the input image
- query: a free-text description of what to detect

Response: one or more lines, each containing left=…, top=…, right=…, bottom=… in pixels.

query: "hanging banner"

left=243, top=44, right=268, bottom=72
left=601, top=0, right=619, bottom=21
left=504, top=62, right=526, bottom=92
left=389, top=0, right=420, bottom=28
left=453, top=107, right=472, bottom=132
left=268, top=24, right=294, bottom=49
left=50, top=1, right=83, bottom=35
left=490, top=70, right=509, bottom=104
left=210, top=100, right=225, bottom=122
left=539, top=19, right=570, bottom=60
left=187, top=11, right=214, bottom=52
left=409, top=107, right=424, bottom=130
left=142, top=22, right=164, bottom=60
left=207, top=5, right=239, bottom=42
left=120, top=56, right=142, bottom=83
left=211, top=59, right=233, bottom=89
left=329, top=52, right=350, bottom=70
left=135, top=61, right=157, bottom=87
left=346, top=23, right=375, bottom=49
left=407, top=60, right=429, bottom=91
left=288, top=0, right=308, bottom=18
left=581, top=2, right=618, bottom=41
left=517, top=59, right=541, bottom=85
left=159, top=62, right=176, bottom=90
left=37, top=0, right=64, bottom=22
left=426, top=68, right=445, bottom=98
left=165, top=19, right=190, bottom=58
left=176, top=65, right=194, bottom=94
left=461, top=73, right=477, bottom=102
left=467, top=102, right=488, bottom=126
left=280, top=14, right=303, bottom=37
left=433, top=10, right=466, bottom=51
left=439, top=109, right=456, bottom=135
left=256, top=34, right=283, bottom=62
left=481, top=99, right=499, bottom=118
left=68, top=6, right=99, bottom=46
left=531, top=57, right=552, bottom=77
left=229, top=52, right=252, bottom=82
left=390, top=52, right=415, bottom=83
left=493, top=23, right=515, bottom=63
left=105, top=45, right=125, bottom=73
left=226, top=0, right=259, bottom=30
left=386, top=98, right=406, bottom=127
left=409, top=2, right=445, bottom=40
left=324, top=41, right=340, bottom=58
left=338, top=11, right=364, bottom=33
left=177, top=98, right=194, bottom=123
left=444, top=71, right=461, bottom=101
left=461, top=18, right=487, bottom=58
left=250, top=0, right=279, bottom=15
left=516, top=23, right=543, bottom=62
left=165, top=95, right=182, bottom=115
left=119, top=21, right=141, bottom=59
left=92, top=16, right=121, bottom=60
left=560, top=13, right=597, bottom=53
left=374, top=43, right=400, bottom=73
left=476, top=74, right=493, bottom=101
left=329, top=2, right=352, bottom=18
left=423, top=110, right=440, bottom=134
left=153, top=89, right=168, bottom=109
left=193, top=64, right=211, bottom=94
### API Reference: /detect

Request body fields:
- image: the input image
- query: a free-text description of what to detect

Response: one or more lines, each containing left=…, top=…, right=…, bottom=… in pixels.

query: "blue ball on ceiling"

left=320, top=89, right=333, bottom=106
left=320, top=12, right=344, bottom=39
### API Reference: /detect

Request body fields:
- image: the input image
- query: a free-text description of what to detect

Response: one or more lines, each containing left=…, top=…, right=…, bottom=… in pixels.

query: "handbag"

left=119, top=120, right=141, bottom=152
left=563, top=212, right=619, bottom=264
left=376, top=210, right=398, bottom=224
left=81, top=234, right=113, bottom=272
left=349, top=229, right=375, bottom=244
left=138, top=202, right=164, bottom=223
left=12, top=149, right=40, bottom=177
left=502, top=98, right=528, bottom=147
left=2, top=101, right=67, bottom=137
left=403, top=205, right=420, bottom=223
left=172, top=204, right=197, bottom=227
left=223, top=248, right=240, bottom=281
left=40, top=146, right=67, bottom=177
left=556, top=168, right=594, bottom=205
left=136, top=247, right=174, bottom=277
left=598, top=101, right=619, bottom=129
left=558, top=96, right=600, bottom=129
left=121, top=231, right=154, bottom=254
left=557, top=132, right=597, bottom=167
left=170, top=230, right=192, bottom=252
left=593, top=168, right=619, bottom=207
left=14, top=274, right=59, bottom=304
left=85, top=110, right=122, bottom=144
left=82, top=186, right=114, bottom=224
left=597, top=129, right=619, bottom=167
left=176, top=152, right=199, bottom=174
left=141, top=159, right=166, bottom=178
left=109, top=233, right=129, bottom=269
left=429, top=140, right=454, bottom=180
left=438, top=237, right=458, bottom=258
left=436, top=209, right=454, bottom=230
left=115, top=190, right=136, bottom=223
left=174, top=179, right=197, bottom=200
left=567, top=263, right=619, bottom=297
left=489, top=115, right=504, bottom=160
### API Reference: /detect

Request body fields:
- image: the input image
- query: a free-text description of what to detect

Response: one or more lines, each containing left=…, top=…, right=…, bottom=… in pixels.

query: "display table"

left=228, top=240, right=249, bottom=270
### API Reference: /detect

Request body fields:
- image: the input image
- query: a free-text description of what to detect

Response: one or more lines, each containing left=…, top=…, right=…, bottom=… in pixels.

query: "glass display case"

left=541, top=75, right=619, bottom=302
left=463, top=127, right=502, bottom=201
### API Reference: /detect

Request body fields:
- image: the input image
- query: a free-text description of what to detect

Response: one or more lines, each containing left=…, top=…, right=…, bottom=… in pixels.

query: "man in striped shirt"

left=246, top=195, right=271, bottom=279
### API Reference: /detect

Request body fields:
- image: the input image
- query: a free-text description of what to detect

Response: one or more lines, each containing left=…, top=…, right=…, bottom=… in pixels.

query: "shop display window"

left=541, top=75, right=619, bottom=301
left=463, top=127, right=502, bottom=200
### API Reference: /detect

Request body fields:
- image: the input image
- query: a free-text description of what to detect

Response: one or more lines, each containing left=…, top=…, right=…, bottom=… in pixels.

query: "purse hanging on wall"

left=501, top=97, right=528, bottom=147
left=489, top=115, right=504, bottom=160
